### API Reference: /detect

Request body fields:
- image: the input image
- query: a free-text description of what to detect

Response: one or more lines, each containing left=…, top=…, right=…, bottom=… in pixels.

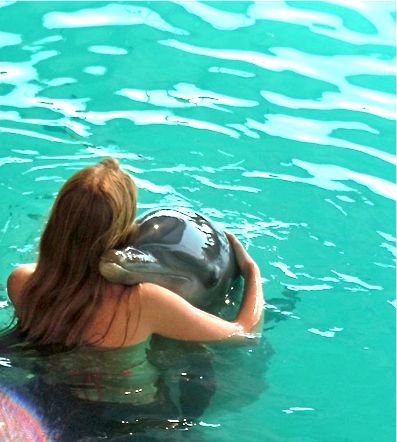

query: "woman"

left=7, top=158, right=264, bottom=348
left=5, top=158, right=264, bottom=439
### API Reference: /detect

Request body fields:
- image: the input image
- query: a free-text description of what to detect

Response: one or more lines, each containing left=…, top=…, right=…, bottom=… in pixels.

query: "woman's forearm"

left=234, top=262, right=264, bottom=334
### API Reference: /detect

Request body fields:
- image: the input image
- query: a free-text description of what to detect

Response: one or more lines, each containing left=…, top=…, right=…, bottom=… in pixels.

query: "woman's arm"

left=227, top=233, right=264, bottom=334
left=7, top=263, right=36, bottom=309
left=140, top=234, right=264, bottom=342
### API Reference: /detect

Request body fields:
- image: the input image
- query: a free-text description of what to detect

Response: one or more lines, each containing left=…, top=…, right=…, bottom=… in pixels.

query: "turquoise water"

left=0, top=1, right=396, bottom=441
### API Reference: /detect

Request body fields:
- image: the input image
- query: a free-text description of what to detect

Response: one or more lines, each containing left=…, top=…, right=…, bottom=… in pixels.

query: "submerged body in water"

left=41, top=337, right=158, bottom=405
left=0, top=330, right=216, bottom=441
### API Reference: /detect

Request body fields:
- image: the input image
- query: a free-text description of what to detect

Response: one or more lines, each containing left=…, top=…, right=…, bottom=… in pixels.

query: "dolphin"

left=99, top=208, right=238, bottom=308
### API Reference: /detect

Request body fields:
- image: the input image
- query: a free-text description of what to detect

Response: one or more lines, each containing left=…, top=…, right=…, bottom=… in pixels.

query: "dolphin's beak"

left=101, top=249, right=119, bottom=264
left=99, top=246, right=191, bottom=286
left=99, top=250, right=130, bottom=283
left=99, top=260, right=126, bottom=283
left=100, top=247, right=157, bottom=269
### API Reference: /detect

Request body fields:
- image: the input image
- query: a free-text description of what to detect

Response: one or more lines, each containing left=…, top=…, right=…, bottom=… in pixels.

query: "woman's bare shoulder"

left=138, top=282, right=186, bottom=308
left=7, top=263, right=36, bottom=304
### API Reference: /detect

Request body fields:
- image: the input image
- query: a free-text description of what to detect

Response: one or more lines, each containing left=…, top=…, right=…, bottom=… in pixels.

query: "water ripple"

left=0, top=126, right=79, bottom=144
left=118, top=83, right=258, bottom=111
left=246, top=115, right=395, bottom=165
left=331, top=270, right=383, bottom=290
left=261, top=88, right=395, bottom=121
left=43, top=4, right=188, bottom=35
left=208, top=66, right=255, bottom=78
left=159, top=39, right=395, bottom=82
left=244, top=158, right=396, bottom=201
left=84, top=110, right=241, bottom=138
left=88, top=45, right=128, bottom=56
left=172, top=1, right=255, bottom=31
left=0, top=31, right=21, bottom=48
left=192, top=175, right=261, bottom=193
left=248, top=0, right=395, bottom=46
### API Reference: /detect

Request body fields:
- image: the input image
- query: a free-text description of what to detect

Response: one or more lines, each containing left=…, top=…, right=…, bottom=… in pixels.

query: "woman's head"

left=41, top=158, right=137, bottom=273
left=18, top=158, right=137, bottom=346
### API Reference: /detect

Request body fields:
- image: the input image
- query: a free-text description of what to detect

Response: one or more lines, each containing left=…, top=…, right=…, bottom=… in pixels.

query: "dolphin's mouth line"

left=101, top=261, right=191, bottom=282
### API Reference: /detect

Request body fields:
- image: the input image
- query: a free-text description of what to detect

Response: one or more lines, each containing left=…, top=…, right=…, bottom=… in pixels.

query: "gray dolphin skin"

left=99, top=208, right=238, bottom=308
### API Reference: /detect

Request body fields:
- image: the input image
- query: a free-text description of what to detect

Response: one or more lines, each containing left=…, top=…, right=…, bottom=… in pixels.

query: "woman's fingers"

left=225, top=232, right=255, bottom=275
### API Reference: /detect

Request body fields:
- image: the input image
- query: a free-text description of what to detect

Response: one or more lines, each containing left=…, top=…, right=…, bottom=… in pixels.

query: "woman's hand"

left=226, top=233, right=258, bottom=277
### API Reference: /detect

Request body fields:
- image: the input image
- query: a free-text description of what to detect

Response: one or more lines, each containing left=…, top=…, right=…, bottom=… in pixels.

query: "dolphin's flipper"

left=178, top=343, right=216, bottom=419
left=148, top=336, right=216, bottom=421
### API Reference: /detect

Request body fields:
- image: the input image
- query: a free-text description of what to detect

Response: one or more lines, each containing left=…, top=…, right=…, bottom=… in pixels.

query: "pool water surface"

left=0, top=1, right=396, bottom=441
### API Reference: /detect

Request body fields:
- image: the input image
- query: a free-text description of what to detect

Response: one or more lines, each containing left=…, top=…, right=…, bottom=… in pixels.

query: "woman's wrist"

left=242, top=260, right=260, bottom=277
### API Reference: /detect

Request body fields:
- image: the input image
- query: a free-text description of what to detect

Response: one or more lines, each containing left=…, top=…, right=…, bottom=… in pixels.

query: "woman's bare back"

left=7, top=265, right=147, bottom=348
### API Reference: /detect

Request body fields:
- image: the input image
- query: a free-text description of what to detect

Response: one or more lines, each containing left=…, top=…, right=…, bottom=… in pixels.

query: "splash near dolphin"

left=100, top=208, right=238, bottom=308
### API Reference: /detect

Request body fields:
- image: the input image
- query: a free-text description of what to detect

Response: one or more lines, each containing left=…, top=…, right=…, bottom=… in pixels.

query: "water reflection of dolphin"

left=100, top=208, right=238, bottom=309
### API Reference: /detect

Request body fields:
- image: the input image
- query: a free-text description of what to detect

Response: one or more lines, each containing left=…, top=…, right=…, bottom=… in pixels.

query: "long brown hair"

left=17, top=158, right=137, bottom=346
